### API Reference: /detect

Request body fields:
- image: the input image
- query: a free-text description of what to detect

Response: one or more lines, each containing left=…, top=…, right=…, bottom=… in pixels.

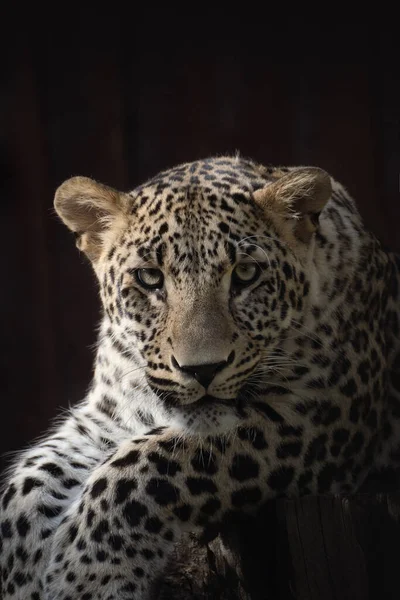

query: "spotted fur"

left=1, top=155, right=400, bottom=599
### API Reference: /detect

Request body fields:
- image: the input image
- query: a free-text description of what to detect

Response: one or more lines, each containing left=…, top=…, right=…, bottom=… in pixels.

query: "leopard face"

left=55, top=157, right=331, bottom=433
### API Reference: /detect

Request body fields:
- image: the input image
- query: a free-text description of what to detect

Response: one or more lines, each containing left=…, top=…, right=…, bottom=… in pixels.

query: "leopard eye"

left=135, top=268, right=164, bottom=290
left=231, top=263, right=260, bottom=287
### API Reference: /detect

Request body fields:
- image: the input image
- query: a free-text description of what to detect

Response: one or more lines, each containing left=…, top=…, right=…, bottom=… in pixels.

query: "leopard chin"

left=168, top=400, right=244, bottom=435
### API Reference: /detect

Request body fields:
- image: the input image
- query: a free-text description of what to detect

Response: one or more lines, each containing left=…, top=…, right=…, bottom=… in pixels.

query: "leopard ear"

left=253, top=167, right=332, bottom=243
left=54, top=177, right=129, bottom=261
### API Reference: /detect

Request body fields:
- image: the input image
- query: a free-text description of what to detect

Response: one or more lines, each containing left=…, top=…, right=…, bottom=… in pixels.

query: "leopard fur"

left=1, top=155, right=400, bottom=600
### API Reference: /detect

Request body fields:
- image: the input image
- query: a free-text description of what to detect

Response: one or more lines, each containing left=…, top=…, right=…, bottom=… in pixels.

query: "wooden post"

left=158, top=487, right=400, bottom=600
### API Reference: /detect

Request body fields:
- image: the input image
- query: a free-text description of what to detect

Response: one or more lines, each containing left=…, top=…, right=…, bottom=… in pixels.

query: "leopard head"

left=54, top=158, right=331, bottom=433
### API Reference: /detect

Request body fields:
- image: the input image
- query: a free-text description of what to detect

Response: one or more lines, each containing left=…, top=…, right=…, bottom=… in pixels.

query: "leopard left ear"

left=253, top=167, right=332, bottom=243
left=54, top=176, right=130, bottom=261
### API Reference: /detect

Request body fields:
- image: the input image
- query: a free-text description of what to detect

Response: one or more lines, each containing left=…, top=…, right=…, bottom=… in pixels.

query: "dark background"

left=1, top=20, right=399, bottom=472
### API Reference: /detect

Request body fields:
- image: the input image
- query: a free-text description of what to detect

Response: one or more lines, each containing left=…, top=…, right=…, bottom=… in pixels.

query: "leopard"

left=2, top=154, right=400, bottom=600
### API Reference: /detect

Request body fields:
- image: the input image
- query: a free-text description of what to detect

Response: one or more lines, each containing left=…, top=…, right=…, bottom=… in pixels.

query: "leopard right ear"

left=54, top=177, right=129, bottom=261
left=253, top=167, right=332, bottom=243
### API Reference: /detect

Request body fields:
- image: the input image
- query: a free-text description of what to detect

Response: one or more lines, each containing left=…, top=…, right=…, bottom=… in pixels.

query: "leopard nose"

left=172, top=356, right=232, bottom=389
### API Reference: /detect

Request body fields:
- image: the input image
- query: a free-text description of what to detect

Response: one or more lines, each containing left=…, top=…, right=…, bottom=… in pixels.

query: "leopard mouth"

left=155, top=389, right=249, bottom=418
left=150, top=380, right=260, bottom=418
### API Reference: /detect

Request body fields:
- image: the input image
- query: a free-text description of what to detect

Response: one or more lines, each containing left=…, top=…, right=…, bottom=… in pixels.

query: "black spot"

left=276, top=441, right=302, bottom=459
left=343, top=432, right=365, bottom=459
left=279, top=280, right=286, bottom=301
left=96, top=550, right=108, bottom=562
left=267, top=467, right=294, bottom=491
left=330, top=444, right=341, bottom=457
left=173, top=504, right=192, bottom=522
left=2, top=484, right=16, bottom=509
left=77, top=537, right=86, bottom=550
left=123, top=500, right=148, bottom=528
left=80, top=554, right=92, bottom=564
left=229, top=454, right=259, bottom=481
left=164, top=529, right=174, bottom=541
left=231, top=192, right=250, bottom=205
left=38, top=504, right=63, bottom=518
left=186, top=477, right=218, bottom=495
left=108, top=534, right=124, bottom=551
left=121, top=582, right=137, bottom=594
left=318, top=463, right=339, bottom=493
left=39, top=462, right=64, bottom=478
left=295, top=402, right=308, bottom=415
left=158, top=438, right=188, bottom=453
left=293, top=366, right=310, bottom=378
left=50, top=490, right=67, bottom=500
left=191, top=449, right=218, bottom=475
left=340, top=378, right=358, bottom=397
left=298, top=470, right=313, bottom=491
left=357, top=360, right=370, bottom=384
left=282, top=262, right=293, bottom=279
left=156, top=243, right=165, bottom=267
left=237, top=426, right=268, bottom=449
left=145, top=478, right=180, bottom=505
left=111, top=450, right=141, bottom=467
left=278, top=425, right=303, bottom=437
left=218, top=222, right=230, bottom=234
left=86, top=509, right=95, bottom=527
left=13, top=571, right=27, bottom=587
left=312, top=401, right=341, bottom=426
left=107, top=246, right=116, bottom=260
left=126, top=546, right=137, bottom=558
left=41, top=528, right=52, bottom=539
left=253, top=402, right=284, bottom=422
left=148, top=452, right=181, bottom=476
left=332, top=428, right=350, bottom=444
left=146, top=426, right=167, bottom=436
left=145, top=516, right=163, bottom=533
left=142, top=548, right=155, bottom=560
left=62, top=478, right=80, bottom=489
left=366, top=408, right=378, bottom=429
left=22, top=477, right=43, bottom=495
left=200, top=498, right=221, bottom=516
left=91, top=520, right=109, bottom=543
left=231, top=486, right=262, bottom=508
left=68, top=524, right=78, bottom=543
left=308, top=377, right=326, bottom=389
left=134, top=567, right=145, bottom=578
left=349, top=398, right=362, bottom=423
left=115, top=478, right=137, bottom=504
left=90, top=478, right=108, bottom=499
left=16, top=545, right=28, bottom=563
left=159, top=223, right=169, bottom=236
left=304, top=434, right=328, bottom=467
